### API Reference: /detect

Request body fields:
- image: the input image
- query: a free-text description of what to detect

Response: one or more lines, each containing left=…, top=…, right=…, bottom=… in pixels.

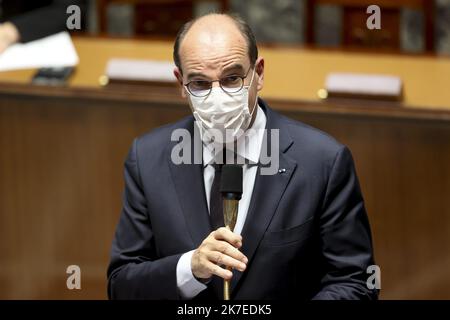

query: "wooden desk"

left=1, top=36, right=450, bottom=109
left=1, top=37, right=450, bottom=299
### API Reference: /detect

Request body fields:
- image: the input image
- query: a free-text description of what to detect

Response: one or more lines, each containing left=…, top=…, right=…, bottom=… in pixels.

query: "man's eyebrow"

left=186, top=72, right=208, bottom=81
left=186, top=64, right=245, bottom=80
left=221, top=64, right=245, bottom=74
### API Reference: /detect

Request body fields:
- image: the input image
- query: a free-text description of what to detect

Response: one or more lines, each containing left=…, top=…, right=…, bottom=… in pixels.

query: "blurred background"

left=91, top=0, right=450, bottom=54
left=1, top=0, right=450, bottom=300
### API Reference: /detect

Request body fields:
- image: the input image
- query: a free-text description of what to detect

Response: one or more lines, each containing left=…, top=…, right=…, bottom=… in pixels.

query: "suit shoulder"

left=274, top=116, right=349, bottom=168
left=280, top=115, right=347, bottom=162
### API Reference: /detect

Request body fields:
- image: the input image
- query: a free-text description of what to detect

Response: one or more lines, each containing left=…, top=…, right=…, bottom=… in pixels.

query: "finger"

left=208, top=240, right=248, bottom=264
left=213, top=227, right=243, bottom=248
left=205, top=260, right=233, bottom=280
left=208, top=251, right=247, bottom=272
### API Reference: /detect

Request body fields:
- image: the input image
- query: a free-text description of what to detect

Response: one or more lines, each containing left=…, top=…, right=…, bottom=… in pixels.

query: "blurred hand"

left=0, top=22, right=20, bottom=54
left=191, top=227, right=248, bottom=281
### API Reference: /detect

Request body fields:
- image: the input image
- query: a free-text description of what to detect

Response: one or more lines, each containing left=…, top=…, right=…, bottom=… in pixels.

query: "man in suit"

left=107, top=13, right=378, bottom=300
left=0, top=0, right=86, bottom=52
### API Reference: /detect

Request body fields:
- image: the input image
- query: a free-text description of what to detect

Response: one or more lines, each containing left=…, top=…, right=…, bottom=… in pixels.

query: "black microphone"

left=220, top=164, right=243, bottom=199
left=220, top=164, right=243, bottom=300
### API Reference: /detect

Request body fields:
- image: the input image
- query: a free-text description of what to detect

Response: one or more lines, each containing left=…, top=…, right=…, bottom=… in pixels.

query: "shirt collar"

left=202, top=105, right=267, bottom=167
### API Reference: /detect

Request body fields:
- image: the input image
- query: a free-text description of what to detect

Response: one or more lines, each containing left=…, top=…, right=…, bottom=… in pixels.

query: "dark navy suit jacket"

left=107, top=99, right=378, bottom=300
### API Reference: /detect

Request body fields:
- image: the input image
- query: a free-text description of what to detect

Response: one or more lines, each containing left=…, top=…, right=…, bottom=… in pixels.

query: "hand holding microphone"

left=191, top=164, right=245, bottom=299
left=219, top=164, right=243, bottom=300
left=191, top=227, right=247, bottom=281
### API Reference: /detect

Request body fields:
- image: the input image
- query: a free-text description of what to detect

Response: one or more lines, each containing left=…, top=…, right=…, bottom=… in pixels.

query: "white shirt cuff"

left=176, top=250, right=208, bottom=299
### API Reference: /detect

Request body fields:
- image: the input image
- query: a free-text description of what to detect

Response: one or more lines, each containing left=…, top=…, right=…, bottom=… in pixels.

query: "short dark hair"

left=173, top=13, right=258, bottom=74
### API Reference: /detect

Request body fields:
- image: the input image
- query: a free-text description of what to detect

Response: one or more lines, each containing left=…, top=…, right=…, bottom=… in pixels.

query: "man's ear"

left=255, top=57, right=264, bottom=91
left=173, top=67, right=187, bottom=98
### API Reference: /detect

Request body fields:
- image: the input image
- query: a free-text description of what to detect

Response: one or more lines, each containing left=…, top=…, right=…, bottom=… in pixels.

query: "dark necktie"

left=208, top=162, right=226, bottom=298
left=209, top=163, right=224, bottom=230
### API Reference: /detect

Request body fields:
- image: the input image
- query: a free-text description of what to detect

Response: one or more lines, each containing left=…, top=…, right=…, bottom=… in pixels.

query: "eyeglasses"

left=184, top=66, right=253, bottom=97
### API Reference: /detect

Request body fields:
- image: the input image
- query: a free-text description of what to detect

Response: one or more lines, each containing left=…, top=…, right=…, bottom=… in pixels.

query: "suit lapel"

left=231, top=155, right=297, bottom=293
left=168, top=121, right=222, bottom=299
left=231, top=101, right=298, bottom=295
left=168, top=121, right=211, bottom=248
left=209, top=157, right=298, bottom=300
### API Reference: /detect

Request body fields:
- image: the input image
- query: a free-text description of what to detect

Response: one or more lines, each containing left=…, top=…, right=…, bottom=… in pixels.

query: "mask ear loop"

left=249, top=94, right=258, bottom=117
left=246, top=67, right=256, bottom=88
left=247, top=68, right=258, bottom=117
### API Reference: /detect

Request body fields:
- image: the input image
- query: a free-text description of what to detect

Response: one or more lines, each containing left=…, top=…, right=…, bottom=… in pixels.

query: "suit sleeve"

left=107, top=138, right=182, bottom=300
left=313, top=146, right=379, bottom=300
left=9, top=0, right=86, bottom=43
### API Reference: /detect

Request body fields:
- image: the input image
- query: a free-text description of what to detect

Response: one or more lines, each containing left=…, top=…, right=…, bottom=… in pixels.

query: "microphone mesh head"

left=220, top=164, right=243, bottom=196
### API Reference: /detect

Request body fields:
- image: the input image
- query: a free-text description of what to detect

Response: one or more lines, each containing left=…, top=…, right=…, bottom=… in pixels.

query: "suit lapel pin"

left=278, top=168, right=286, bottom=174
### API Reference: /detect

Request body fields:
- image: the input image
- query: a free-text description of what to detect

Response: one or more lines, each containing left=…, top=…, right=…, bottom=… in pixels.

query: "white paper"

left=0, top=32, right=79, bottom=72
left=106, top=58, right=176, bottom=82
left=325, top=72, right=402, bottom=96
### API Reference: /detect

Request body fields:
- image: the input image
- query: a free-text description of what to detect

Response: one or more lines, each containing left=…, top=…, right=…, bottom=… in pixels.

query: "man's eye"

left=225, top=76, right=239, bottom=82
left=191, top=80, right=210, bottom=89
left=221, top=76, right=241, bottom=86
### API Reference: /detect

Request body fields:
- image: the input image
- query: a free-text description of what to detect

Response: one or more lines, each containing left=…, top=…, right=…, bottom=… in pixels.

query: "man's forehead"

left=179, top=19, right=249, bottom=72
left=184, top=14, right=246, bottom=44
left=181, top=31, right=246, bottom=55
left=183, top=43, right=246, bottom=64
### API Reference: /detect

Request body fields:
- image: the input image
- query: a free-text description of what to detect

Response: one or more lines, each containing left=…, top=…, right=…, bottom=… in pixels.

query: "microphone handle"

left=223, top=198, right=239, bottom=300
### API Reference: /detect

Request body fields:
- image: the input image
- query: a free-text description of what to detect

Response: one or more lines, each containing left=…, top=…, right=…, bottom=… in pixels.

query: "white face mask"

left=188, top=70, right=257, bottom=144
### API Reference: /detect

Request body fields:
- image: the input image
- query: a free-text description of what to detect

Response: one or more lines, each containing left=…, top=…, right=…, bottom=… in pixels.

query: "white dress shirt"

left=176, top=105, right=267, bottom=299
